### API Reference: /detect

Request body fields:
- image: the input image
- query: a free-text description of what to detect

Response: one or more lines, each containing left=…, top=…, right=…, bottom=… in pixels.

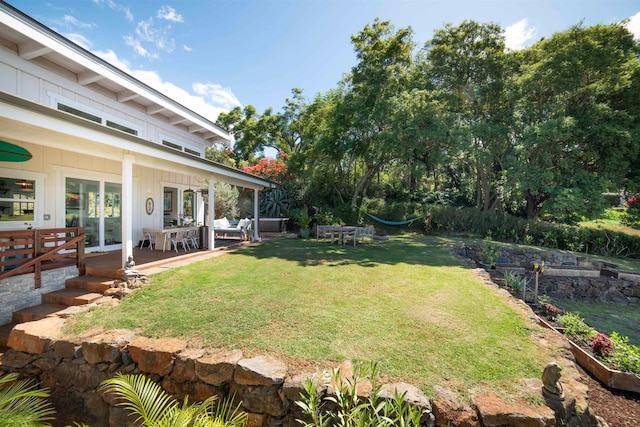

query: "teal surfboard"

left=0, top=140, right=32, bottom=162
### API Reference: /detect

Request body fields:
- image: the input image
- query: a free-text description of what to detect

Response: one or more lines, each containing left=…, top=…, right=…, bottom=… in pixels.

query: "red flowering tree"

left=241, top=153, right=289, bottom=182
left=623, top=195, right=640, bottom=228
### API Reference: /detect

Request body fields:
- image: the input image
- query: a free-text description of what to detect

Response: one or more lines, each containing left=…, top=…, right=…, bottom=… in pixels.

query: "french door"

left=65, top=177, right=122, bottom=251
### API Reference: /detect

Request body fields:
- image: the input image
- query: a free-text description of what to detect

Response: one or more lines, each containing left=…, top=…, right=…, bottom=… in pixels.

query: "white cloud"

left=124, top=35, right=157, bottom=59
left=93, top=0, right=134, bottom=22
left=625, top=12, right=640, bottom=40
left=94, top=49, right=241, bottom=121
left=125, top=11, right=182, bottom=59
left=183, top=45, right=192, bottom=52
left=504, top=19, right=536, bottom=50
left=65, top=33, right=92, bottom=50
left=63, top=15, right=94, bottom=29
left=156, top=5, right=183, bottom=23
left=193, top=83, right=242, bottom=111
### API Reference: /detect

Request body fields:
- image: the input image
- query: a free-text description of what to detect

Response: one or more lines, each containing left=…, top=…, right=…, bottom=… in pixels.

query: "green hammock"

left=364, top=212, right=422, bottom=226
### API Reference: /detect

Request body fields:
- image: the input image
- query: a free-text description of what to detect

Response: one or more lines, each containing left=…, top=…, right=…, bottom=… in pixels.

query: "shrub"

left=428, top=206, right=640, bottom=259
left=555, top=312, right=597, bottom=344
left=296, top=361, right=424, bottom=427
left=604, top=332, right=640, bottom=374
left=503, top=270, right=528, bottom=293
left=589, top=333, right=615, bottom=357
left=543, top=303, right=563, bottom=318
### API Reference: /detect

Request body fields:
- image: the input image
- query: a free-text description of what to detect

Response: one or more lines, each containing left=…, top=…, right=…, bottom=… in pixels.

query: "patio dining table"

left=146, top=226, right=200, bottom=251
left=320, top=225, right=363, bottom=246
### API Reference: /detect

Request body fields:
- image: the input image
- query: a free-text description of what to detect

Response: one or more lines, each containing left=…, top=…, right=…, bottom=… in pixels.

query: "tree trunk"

left=524, top=189, right=548, bottom=220
left=351, top=164, right=377, bottom=208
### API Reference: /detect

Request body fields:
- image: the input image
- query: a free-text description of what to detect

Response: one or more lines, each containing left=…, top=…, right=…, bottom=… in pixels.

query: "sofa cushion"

left=214, top=217, right=230, bottom=229
left=237, top=218, right=251, bottom=230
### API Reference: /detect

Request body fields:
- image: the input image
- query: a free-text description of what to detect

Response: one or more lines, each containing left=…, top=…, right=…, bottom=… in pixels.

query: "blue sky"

left=7, top=0, right=640, bottom=121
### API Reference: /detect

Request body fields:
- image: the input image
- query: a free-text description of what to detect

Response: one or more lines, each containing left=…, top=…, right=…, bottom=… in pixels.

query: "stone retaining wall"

left=0, top=321, right=435, bottom=427
left=0, top=266, right=78, bottom=324
left=0, top=316, right=604, bottom=427
left=460, top=245, right=640, bottom=305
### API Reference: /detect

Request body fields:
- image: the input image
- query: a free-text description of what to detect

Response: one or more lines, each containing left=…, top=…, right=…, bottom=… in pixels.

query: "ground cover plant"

left=552, top=300, right=640, bottom=347
left=66, top=235, right=547, bottom=398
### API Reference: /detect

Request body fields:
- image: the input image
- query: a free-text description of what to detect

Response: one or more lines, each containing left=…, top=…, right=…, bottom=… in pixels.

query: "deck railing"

left=0, top=227, right=86, bottom=288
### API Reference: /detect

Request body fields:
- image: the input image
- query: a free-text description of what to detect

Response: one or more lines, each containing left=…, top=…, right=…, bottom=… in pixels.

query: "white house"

left=0, top=1, right=275, bottom=271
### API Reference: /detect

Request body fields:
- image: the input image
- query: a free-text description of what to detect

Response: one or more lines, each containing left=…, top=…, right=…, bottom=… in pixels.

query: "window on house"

left=184, top=147, right=201, bottom=157
left=162, top=140, right=182, bottom=151
left=57, top=103, right=101, bottom=123
left=106, top=120, right=138, bottom=136
left=57, top=102, right=139, bottom=136
left=0, top=178, right=36, bottom=222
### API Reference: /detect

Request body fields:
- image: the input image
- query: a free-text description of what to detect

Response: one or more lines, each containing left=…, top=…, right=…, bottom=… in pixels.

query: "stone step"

left=0, top=322, right=16, bottom=347
left=65, top=275, right=115, bottom=293
left=12, top=304, right=68, bottom=324
left=42, top=289, right=103, bottom=306
left=87, top=265, right=123, bottom=280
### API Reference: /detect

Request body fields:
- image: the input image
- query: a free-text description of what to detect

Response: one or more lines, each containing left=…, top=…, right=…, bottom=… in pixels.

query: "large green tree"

left=422, top=21, right=514, bottom=211
left=509, top=23, right=640, bottom=220
left=335, top=19, right=417, bottom=207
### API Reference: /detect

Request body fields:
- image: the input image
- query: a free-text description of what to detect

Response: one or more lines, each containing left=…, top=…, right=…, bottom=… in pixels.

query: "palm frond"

left=99, top=373, right=178, bottom=425
left=0, top=373, right=56, bottom=425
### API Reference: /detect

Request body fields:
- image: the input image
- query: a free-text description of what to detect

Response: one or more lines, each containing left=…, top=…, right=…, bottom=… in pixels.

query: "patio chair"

left=342, top=228, right=358, bottom=247
left=356, top=226, right=374, bottom=244
left=187, top=228, right=199, bottom=249
left=166, top=230, right=189, bottom=253
left=316, top=225, right=336, bottom=243
left=140, top=228, right=155, bottom=249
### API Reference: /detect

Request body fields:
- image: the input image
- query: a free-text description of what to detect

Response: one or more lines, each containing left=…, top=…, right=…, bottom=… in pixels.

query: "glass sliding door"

left=104, top=182, right=122, bottom=246
left=65, top=178, right=122, bottom=250
left=66, top=178, right=99, bottom=248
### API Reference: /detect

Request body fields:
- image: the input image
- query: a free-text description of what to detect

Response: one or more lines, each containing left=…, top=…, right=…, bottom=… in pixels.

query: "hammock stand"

left=364, top=212, right=421, bottom=226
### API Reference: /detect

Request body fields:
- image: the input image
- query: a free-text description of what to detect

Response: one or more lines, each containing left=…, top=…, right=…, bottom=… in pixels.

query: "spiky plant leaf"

left=0, top=373, right=56, bottom=426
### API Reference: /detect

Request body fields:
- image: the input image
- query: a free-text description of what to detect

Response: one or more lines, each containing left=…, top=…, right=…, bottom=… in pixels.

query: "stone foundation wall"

left=0, top=266, right=78, bottom=324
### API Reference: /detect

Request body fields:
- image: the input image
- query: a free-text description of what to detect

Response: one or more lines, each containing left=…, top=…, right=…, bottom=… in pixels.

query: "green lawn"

left=66, top=235, right=549, bottom=397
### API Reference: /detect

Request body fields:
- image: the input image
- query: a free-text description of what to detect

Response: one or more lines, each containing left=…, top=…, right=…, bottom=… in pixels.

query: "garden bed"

left=537, top=315, right=640, bottom=393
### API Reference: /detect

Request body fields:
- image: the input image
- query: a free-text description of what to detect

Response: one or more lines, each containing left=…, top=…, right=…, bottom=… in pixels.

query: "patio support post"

left=207, top=177, right=215, bottom=250
left=253, top=188, right=260, bottom=241
left=122, top=154, right=134, bottom=267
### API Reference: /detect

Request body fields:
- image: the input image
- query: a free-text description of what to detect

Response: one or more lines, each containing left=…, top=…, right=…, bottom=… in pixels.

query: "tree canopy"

left=216, top=18, right=640, bottom=222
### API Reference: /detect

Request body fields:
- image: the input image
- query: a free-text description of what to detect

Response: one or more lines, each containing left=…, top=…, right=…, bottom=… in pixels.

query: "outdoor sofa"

left=213, top=217, right=252, bottom=240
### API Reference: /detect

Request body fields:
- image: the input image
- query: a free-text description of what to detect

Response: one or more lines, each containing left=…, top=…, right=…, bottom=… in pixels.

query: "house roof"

left=0, top=0, right=229, bottom=144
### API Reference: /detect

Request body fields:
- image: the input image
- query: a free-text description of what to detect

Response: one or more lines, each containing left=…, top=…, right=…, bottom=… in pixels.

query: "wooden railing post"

left=77, top=227, right=86, bottom=276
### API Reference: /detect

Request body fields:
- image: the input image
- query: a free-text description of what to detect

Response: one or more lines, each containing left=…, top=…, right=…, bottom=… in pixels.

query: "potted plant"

left=296, top=211, right=312, bottom=239
left=480, top=238, right=501, bottom=270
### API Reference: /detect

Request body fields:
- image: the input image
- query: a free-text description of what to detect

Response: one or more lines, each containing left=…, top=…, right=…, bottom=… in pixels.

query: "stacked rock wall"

left=0, top=325, right=435, bottom=427
left=459, top=245, right=640, bottom=305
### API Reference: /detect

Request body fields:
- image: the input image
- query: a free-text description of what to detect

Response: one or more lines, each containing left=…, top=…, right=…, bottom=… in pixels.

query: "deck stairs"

left=0, top=265, right=122, bottom=348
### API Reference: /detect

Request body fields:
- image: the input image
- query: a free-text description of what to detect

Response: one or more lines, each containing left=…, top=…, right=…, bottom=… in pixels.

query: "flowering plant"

left=589, top=333, right=615, bottom=357
left=544, top=303, right=563, bottom=317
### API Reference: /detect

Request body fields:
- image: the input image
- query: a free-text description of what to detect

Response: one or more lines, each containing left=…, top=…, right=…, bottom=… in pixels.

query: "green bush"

left=604, top=332, right=640, bottom=374
left=296, top=361, right=424, bottom=427
left=428, top=206, right=640, bottom=259
left=503, top=270, right=529, bottom=294
left=555, top=312, right=597, bottom=345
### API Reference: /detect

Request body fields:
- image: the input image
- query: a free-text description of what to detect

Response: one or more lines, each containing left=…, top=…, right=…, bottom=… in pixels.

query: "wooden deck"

left=85, top=239, right=245, bottom=271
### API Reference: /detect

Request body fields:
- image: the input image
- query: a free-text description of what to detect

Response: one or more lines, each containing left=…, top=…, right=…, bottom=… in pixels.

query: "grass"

left=552, top=299, right=640, bottom=347
left=66, top=235, right=549, bottom=398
